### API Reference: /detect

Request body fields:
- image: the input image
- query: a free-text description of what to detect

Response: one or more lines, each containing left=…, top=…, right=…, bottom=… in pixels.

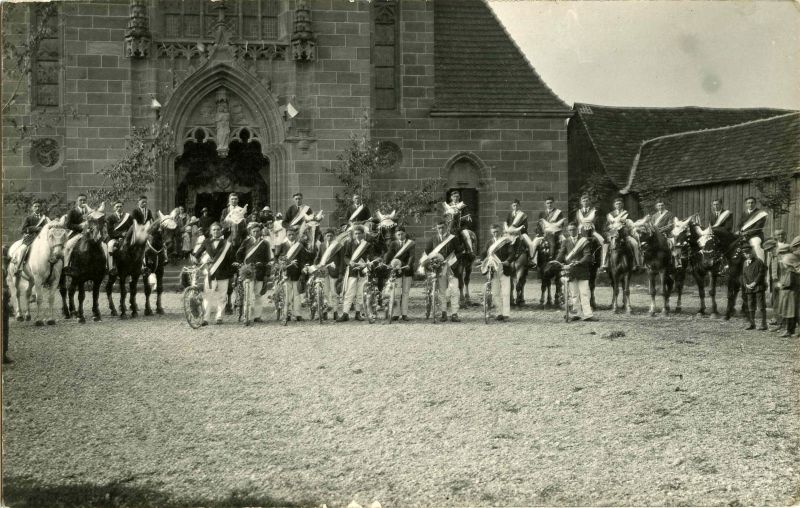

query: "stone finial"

left=291, top=0, right=316, bottom=61
left=124, top=0, right=151, bottom=58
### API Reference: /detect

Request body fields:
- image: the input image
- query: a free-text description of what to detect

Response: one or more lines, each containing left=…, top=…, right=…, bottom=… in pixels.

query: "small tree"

left=755, top=173, right=796, bottom=232
left=376, top=179, right=446, bottom=227
left=88, top=123, right=174, bottom=205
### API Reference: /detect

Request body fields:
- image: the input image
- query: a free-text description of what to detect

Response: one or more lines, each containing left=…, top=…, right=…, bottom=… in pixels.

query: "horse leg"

left=156, top=270, right=165, bottom=315
left=77, top=282, right=86, bottom=323
left=32, top=282, right=45, bottom=326
left=106, top=273, right=118, bottom=316
left=68, top=278, right=78, bottom=318
left=710, top=273, right=719, bottom=317
left=624, top=273, right=633, bottom=314
left=545, top=278, right=552, bottom=307
left=11, top=277, right=24, bottom=322
left=129, top=276, right=138, bottom=318
left=144, top=273, right=153, bottom=316
left=59, top=273, right=70, bottom=319
left=695, top=270, right=706, bottom=317
left=516, top=266, right=527, bottom=306
left=589, top=269, right=597, bottom=310
left=662, top=272, right=672, bottom=315
left=611, top=274, right=619, bottom=313
left=674, top=269, right=684, bottom=314
left=724, top=275, right=736, bottom=320
left=648, top=272, right=657, bottom=316
left=45, top=283, right=57, bottom=325
left=539, top=274, right=546, bottom=307
left=92, top=280, right=101, bottom=321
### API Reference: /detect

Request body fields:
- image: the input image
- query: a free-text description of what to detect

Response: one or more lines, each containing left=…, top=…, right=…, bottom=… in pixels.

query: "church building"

left=2, top=0, right=571, bottom=245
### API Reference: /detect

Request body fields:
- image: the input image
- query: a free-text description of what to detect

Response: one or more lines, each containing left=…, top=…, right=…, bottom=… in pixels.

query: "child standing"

left=776, top=241, right=800, bottom=338
left=741, top=245, right=768, bottom=330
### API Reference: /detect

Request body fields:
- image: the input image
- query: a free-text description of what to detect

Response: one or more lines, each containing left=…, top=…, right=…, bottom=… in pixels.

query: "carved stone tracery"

left=291, top=0, right=316, bottom=61
left=125, top=0, right=151, bottom=58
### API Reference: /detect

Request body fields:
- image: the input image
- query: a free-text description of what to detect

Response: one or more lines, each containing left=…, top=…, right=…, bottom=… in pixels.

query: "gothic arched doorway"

left=175, top=127, right=269, bottom=219
left=447, top=157, right=481, bottom=243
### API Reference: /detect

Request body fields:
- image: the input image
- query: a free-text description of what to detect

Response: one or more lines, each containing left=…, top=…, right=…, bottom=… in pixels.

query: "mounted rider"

left=737, top=196, right=768, bottom=262
left=443, top=189, right=475, bottom=255
left=63, top=193, right=107, bottom=274
left=285, top=192, right=314, bottom=229
left=503, top=199, right=531, bottom=256
left=220, top=192, right=248, bottom=246
left=384, top=226, right=416, bottom=321
left=707, top=197, right=733, bottom=236
left=105, top=200, right=133, bottom=276
left=575, top=194, right=605, bottom=264
left=481, top=223, right=517, bottom=321
left=337, top=224, right=376, bottom=322
left=422, top=220, right=464, bottom=322
left=235, top=221, right=272, bottom=325
left=11, top=201, right=48, bottom=276
left=603, top=197, right=642, bottom=270
left=530, top=196, right=564, bottom=267
left=131, top=195, right=154, bottom=225
left=346, top=193, right=372, bottom=226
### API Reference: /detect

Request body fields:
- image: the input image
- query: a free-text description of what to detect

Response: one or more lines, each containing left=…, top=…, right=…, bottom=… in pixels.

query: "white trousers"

left=390, top=276, right=412, bottom=316
left=749, top=237, right=765, bottom=262
left=569, top=279, right=593, bottom=319
left=204, top=278, right=229, bottom=321
left=491, top=273, right=511, bottom=317
left=342, top=276, right=366, bottom=313
left=245, top=280, right=264, bottom=320
left=530, top=235, right=542, bottom=259
left=63, top=234, right=82, bottom=268
left=322, top=275, right=339, bottom=314
left=284, top=280, right=303, bottom=317
left=438, top=268, right=460, bottom=314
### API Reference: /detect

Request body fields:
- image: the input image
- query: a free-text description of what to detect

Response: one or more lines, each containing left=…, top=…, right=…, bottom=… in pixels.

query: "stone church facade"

left=2, top=0, right=571, bottom=245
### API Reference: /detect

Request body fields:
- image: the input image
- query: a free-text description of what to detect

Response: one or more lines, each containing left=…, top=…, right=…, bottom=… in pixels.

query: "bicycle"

left=181, top=263, right=207, bottom=329
left=359, top=260, right=380, bottom=324
left=547, top=260, right=573, bottom=322
left=232, top=263, right=257, bottom=326
left=480, top=258, right=497, bottom=324
left=271, top=258, right=290, bottom=326
left=422, top=254, right=444, bottom=323
left=305, top=264, right=326, bottom=324
left=381, top=259, right=407, bottom=324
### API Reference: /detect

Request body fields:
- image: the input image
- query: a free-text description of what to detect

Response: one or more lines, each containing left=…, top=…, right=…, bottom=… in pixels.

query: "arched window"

left=160, top=0, right=279, bottom=41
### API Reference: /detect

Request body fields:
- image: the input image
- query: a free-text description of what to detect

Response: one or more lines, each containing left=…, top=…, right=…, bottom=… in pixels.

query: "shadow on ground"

left=4, top=476, right=311, bottom=508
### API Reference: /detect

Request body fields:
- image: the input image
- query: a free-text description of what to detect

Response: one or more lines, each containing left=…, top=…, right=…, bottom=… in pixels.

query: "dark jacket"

left=739, top=208, right=767, bottom=240
left=284, top=204, right=312, bottom=227
left=569, top=247, right=594, bottom=281
left=707, top=209, right=733, bottom=235
left=194, top=237, right=235, bottom=280
left=384, top=240, right=417, bottom=277
left=274, top=240, right=310, bottom=281
left=343, top=239, right=375, bottom=278
left=648, top=210, right=675, bottom=234
left=131, top=207, right=154, bottom=225
left=65, top=207, right=86, bottom=235
left=741, top=257, right=766, bottom=293
left=315, top=240, right=345, bottom=278
left=236, top=236, right=272, bottom=281
left=446, top=202, right=473, bottom=235
left=21, top=214, right=47, bottom=244
left=106, top=212, right=132, bottom=240
left=536, top=208, right=563, bottom=235
left=505, top=211, right=528, bottom=235
left=346, top=204, right=372, bottom=223
left=425, top=233, right=463, bottom=260
left=198, top=215, right=214, bottom=236
left=481, top=238, right=517, bottom=277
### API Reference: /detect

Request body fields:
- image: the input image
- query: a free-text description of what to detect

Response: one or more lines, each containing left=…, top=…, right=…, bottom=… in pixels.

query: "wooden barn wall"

left=567, top=116, right=607, bottom=198
left=664, top=176, right=800, bottom=237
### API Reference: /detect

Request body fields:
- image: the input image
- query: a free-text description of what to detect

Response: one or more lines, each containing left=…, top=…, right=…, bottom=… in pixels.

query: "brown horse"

left=533, top=231, right=562, bottom=308
left=606, top=225, right=634, bottom=314
left=634, top=217, right=675, bottom=316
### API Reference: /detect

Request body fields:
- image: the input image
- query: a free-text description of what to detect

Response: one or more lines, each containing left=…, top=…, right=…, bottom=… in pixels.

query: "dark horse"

left=532, top=229, right=562, bottom=308
left=367, top=216, right=397, bottom=305
left=671, top=215, right=711, bottom=315
left=606, top=224, right=634, bottom=314
left=634, top=219, right=674, bottom=316
left=695, top=225, right=748, bottom=319
left=509, top=237, right=529, bottom=307
left=106, top=220, right=151, bottom=319
left=60, top=214, right=107, bottom=323
left=454, top=230, right=477, bottom=306
left=142, top=217, right=176, bottom=316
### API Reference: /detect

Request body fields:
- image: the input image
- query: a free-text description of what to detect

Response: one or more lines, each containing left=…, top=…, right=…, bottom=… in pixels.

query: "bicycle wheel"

left=243, top=279, right=252, bottom=325
left=183, top=286, right=205, bottom=329
left=425, top=277, right=432, bottom=319
left=282, top=281, right=290, bottom=326
left=562, top=275, right=571, bottom=322
left=432, top=277, right=439, bottom=324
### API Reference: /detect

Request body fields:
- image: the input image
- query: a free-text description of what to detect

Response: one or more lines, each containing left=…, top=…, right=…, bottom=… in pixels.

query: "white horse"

left=7, top=218, right=69, bottom=325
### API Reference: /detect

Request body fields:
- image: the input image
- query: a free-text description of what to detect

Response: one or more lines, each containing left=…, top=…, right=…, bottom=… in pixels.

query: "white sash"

left=565, top=237, right=588, bottom=262
left=511, top=211, right=527, bottom=227
left=548, top=209, right=562, bottom=222
left=607, top=211, right=629, bottom=227
left=290, top=205, right=310, bottom=226
left=348, top=204, right=365, bottom=222
left=577, top=208, right=596, bottom=225
left=350, top=240, right=369, bottom=262
left=208, top=240, right=231, bottom=277
left=285, top=241, right=302, bottom=261
left=712, top=210, right=730, bottom=228
left=114, top=213, right=131, bottom=231
left=244, top=239, right=264, bottom=262
left=418, top=234, right=455, bottom=268
left=741, top=209, right=768, bottom=232
left=319, top=241, right=340, bottom=267
left=392, top=240, right=415, bottom=260
left=542, top=218, right=565, bottom=234
left=654, top=210, right=668, bottom=227
left=487, top=236, right=510, bottom=257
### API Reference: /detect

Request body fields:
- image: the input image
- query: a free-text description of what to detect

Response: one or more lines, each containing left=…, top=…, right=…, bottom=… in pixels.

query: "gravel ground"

left=3, top=281, right=799, bottom=507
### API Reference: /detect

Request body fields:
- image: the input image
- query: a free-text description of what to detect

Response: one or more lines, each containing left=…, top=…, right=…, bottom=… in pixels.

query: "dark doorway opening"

left=194, top=192, right=253, bottom=221
left=447, top=187, right=479, bottom=244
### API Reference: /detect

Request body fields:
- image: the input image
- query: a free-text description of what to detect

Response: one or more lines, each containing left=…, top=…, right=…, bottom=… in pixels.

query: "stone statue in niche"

left=215, top=91, right=231, bottom=157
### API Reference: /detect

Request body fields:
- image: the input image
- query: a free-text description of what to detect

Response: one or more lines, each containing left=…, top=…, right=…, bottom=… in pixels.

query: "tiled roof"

left=625, top=113, right=800, bottom=193
left=574, top=103, right=792, bottom=187
left=432, top=0, right=571, bottom=116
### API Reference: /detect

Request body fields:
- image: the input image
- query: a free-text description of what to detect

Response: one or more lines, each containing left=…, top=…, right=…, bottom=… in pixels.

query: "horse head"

left=45, top=218, right=70, bottom=262
left=156, top=210, right=178, bottom=232
left=130, top=219, right=152, bottom=246
left=694, top=225, right=717, bottom=268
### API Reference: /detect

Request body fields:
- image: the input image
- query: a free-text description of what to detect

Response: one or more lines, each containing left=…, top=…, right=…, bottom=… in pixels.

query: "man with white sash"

left=235, top=221, right=272, bottom=325
left=504, top=199, right=533, bottom=255
left=346, top=193, right=372, bottom=225
left=62, top=194, right=94, bottom=273
left=530, top=196, right=564, bottom=266
left=314, top=228, right=347, bottom=321
left=603, top=197, right=641, bottom=270
left=481, top=224, right=516, bottom=321
left=443, top=190, right=474, bottom=255
left=105, top=200, right=132, bottom=276
left=337, top=225, right=375, bottom=322
left=192, top=222, right=235, bottom=325
left=383, top=227, right=416, bottom=321
left=557, top=223, right=596, bottom=321
left=737, top=196, right=768, bottom=262
left=285, top=192, right=314, bottom=229
left=576, top=194, right=606, bottom=248
left=423, top=221, right=464, bottom=322
left=11, top=201, right=48, bottom=276
left=707, top=198, right=733, bottom=236
left=274, top=226, right=310, bottom=321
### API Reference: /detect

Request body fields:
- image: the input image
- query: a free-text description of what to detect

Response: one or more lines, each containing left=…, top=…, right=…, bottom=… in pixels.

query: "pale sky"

left=489, top=0, right=800, bottom=109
